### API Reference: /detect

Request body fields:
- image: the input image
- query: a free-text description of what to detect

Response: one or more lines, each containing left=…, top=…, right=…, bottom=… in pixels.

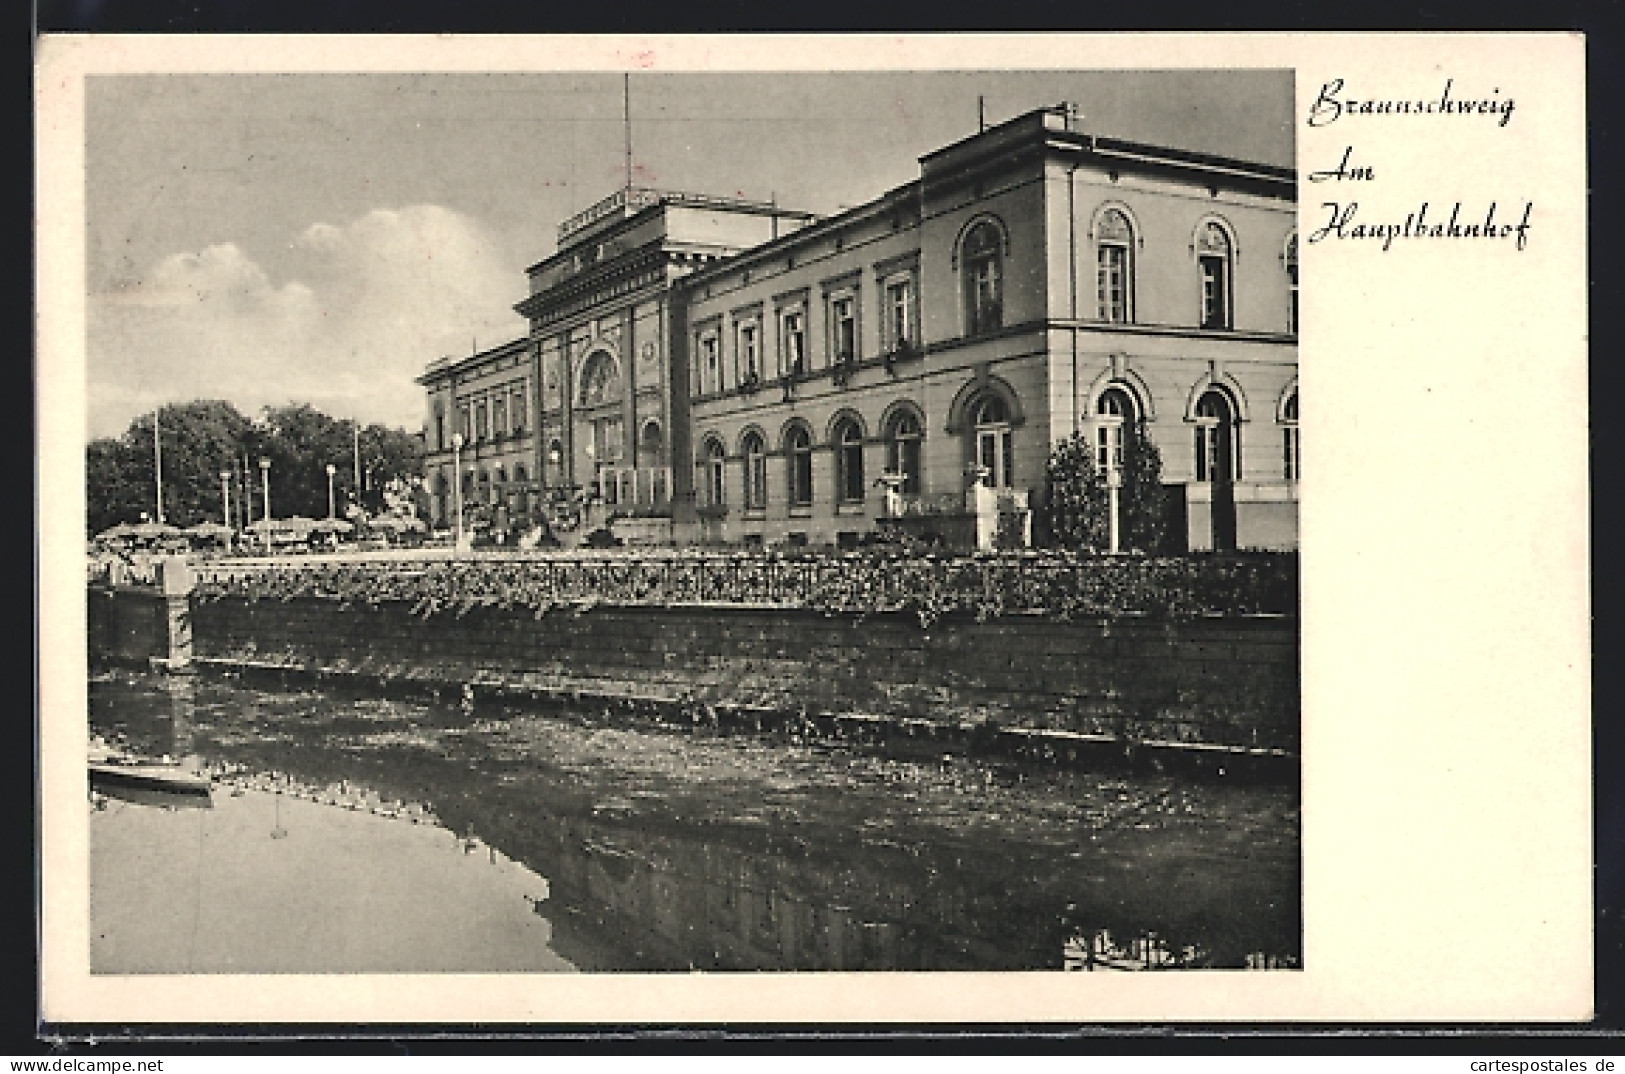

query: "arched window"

left=477, top=468, right=492, bottom=504
left=961, top=220, right=1004, bottom=336
left=578, top=350, right=622, bottom=408
left=700, top=437, right=727, bottom=509
left=785, top=424, right=814, bottom=508
left=1198, top=222, right=1234, bottom=330
left=741, top=430, right=768, bottom=511
left=640, top=419, right=665, bottom=466
left=834, top=417, right=865, bottom=504
left=1284, top=232, right=1299, bottom=335
left=1096, top=209, right=1135, bottom=323
left=1194, top=390, right=1239, bottom=483
left=885, top=409, right=923, bottom=495
left=1281, top=389, right=1299, bottom=481
left=1095, top=386, right=1137, bottom=474
left=973, top=395, right=1014, bottom=488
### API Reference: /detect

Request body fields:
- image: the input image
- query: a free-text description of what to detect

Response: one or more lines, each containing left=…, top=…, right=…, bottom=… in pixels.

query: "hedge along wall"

left=176, top=595, right=1298, bottom=752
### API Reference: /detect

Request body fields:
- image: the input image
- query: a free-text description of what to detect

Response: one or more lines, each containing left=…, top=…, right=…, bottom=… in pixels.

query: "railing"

left=88, top=554, right=160, bottom=588
left=557, top=187, right=665, bottom=244
left=883, top=492, right=966, bottom=519
left=190, top=550, right=1299, bottom=621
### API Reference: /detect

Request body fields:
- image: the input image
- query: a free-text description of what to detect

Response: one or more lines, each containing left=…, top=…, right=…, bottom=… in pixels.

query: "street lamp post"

left=1105, top=467, right=1123, bottom=555
left=451, top=432, right=466, bottom=554
left=258, top=457, right=272, bottom=554
left=325, top=463, right=337, bottom=519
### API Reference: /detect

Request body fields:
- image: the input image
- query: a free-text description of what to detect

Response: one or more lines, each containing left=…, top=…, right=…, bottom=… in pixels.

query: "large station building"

left=418, top=103, right=1298, bottom=551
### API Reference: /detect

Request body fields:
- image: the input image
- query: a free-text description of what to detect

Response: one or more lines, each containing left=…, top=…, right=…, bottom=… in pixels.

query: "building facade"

left=417, top=337, right=538, bottom=534
left=421, top=104, right=1299, bottom=551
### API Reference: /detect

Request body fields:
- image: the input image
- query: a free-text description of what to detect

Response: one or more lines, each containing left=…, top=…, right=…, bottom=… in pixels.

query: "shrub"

left=1043, top=432, right=1108, bottom=552
left=1043, top=422, right=1167, bottom=554
left=1122, top=420, right=1168, bottom=555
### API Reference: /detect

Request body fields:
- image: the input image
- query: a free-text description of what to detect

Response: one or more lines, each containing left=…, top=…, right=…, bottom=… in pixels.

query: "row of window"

left=696, top=386, right=1300, bottom=512
left=1093, top=213, right=1299, bottom=333
left=689, top=212, right=1296, bottom=400
left=437, top=381, right=530, bottom=450
left=698, top=409, right=927, bottom=512
left=437, top=461, right=533, bottom=501
left=694, top=267, right=920, bottom=397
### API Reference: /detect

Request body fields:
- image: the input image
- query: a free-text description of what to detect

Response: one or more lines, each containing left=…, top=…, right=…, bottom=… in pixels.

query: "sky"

left=84, top=69, right=1294, bottom=441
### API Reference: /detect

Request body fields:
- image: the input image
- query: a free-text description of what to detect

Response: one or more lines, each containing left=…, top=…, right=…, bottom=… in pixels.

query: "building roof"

left=416, top=336, right=530, bottom=386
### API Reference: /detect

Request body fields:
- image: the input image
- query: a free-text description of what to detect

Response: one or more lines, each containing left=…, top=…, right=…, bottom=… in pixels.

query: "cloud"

left=88, top=205, right=526, bottom=439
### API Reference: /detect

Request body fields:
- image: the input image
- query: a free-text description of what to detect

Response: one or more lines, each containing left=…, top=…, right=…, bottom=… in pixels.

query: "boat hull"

left=90, top=763, right=212, bottom=797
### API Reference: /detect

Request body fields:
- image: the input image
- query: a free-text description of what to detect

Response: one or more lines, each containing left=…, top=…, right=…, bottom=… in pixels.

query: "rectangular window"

left=492, top=396, right=507, bottom=438
left=594, top=415, right=624, bottom=465
left=1095, top=424, right=1124, bottom=472
left=968, top=256, right=1002, bottom=334
left=434, top=410, right=445, bottom=451
left=1200, top=256, right=1230, bottom=329
left=977, top=428, right=1014, bottom=488
left=1098, top=245, right=1129, bottom=323
left=737, top=321, right=760, bottom=382
left=1287, top=264, right=1299, bottom=335
left=781, top=310, right=806, bottom=376
left=510, top=387, right=527, bottom=433
left=474, top=400, right=489, bottom=441
left=791, top=451, right=813, bottom=507
left=746, top=452, right=767, bottom=510
left=1283, top=427, right=1300, bottom=481
left=699, top=333, right=720, bottom=395
left=459, top=406, right=472, bottom=442
left=884, top=278, right=914, bottom=350
left=830, top=295, right=856, bottom=362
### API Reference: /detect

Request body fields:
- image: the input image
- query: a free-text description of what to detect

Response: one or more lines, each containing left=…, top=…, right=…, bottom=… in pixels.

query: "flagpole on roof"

left=153, top=407, right=165, bottom=524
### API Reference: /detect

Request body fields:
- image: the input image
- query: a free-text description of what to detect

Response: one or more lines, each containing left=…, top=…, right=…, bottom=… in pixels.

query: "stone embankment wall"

left=89, top=584, right=1298, bottom=758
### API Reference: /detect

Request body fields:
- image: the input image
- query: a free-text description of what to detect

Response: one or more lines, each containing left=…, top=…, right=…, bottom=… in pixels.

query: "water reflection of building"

left=461, top=796, right=1294, bottom=973
left=419, top=102, right=1298, bottom=551
left=92, top=675, right=1300, bottom=972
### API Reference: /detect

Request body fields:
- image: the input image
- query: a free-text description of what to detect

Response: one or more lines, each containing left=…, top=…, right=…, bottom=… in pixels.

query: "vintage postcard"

left=36, top=33, right=1589, bottom=1026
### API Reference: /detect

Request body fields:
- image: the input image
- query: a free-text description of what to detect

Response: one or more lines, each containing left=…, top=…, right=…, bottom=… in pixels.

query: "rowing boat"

left=89, top=758, right=212, bottom=796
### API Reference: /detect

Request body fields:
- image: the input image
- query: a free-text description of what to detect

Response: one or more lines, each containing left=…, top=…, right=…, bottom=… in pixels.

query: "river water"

left=88, top=669, right=1300, bottom=974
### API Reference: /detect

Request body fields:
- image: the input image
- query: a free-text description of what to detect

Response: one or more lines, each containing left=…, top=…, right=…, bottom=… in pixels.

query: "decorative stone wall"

left=152, top=594, right=1298, bottom=752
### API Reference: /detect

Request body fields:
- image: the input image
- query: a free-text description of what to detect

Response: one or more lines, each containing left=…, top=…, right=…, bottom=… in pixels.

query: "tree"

left=85, top=437, right=146, bottom=536
left=356, top=423, right=426, bottom=515
left=85, top=400, right=254, bottom=535
left=259, top=404, right=353, bottom=519
left=85, top=399, right=425, bottom=535
left=1121, top=419, right=1168, bottom=554
left=1042, top=432, right=1108, bottom=552
left=154, top=401, right=255, bottom=527
left=1042, top=421, right=1168, bottom=555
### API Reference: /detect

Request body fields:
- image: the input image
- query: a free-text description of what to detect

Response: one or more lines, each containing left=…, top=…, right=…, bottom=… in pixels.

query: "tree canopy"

left=86, top=400, right=425, bottom=536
